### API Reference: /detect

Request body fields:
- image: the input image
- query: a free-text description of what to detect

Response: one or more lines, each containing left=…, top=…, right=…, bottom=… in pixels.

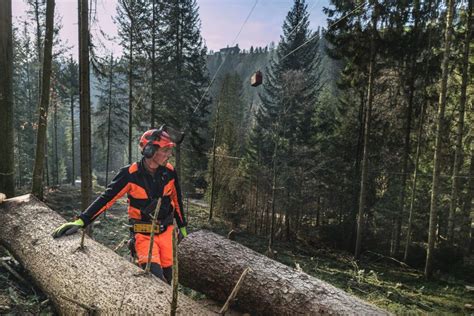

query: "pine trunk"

left=31, top=0, right=55, bottom=200
left=425, top=0, right=455, bottom=278
left=70, top=56, right=75, bottom=186
left=178, top=230, right=389, bottom=315
left=0, top=195, right=213, bottom=315
left=460, top=150, right=473, bottom=256
left=209, top=100, right=220, bottom=221
left=54, top=95, right=59, bottom=185
left=355, top=4, right=377, bottom=260
left=105, top=55, right=114, bottom=185
left=393, top=25, right=418, bottom=258
left=128, top=22, right=133, bottom=164
left=150, top=0, right=157, bottom=128
left=79, top=0, right=92, bottom=210
left=404, top=101, right=426, bottom=262
left=447, top=0, right=471, bottom=243
left=0, top=0, right=15, bottom=197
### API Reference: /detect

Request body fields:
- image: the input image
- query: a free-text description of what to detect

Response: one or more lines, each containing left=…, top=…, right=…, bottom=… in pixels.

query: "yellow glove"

left=52, top=218, right=84, bottom=238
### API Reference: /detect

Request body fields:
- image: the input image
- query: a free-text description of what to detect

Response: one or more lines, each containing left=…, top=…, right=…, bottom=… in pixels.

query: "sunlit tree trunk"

left=0, top=0, right=15, bottom=197
left=425, top=0, right=455, bottom=279
left=31, top=0, right=55, bottom=200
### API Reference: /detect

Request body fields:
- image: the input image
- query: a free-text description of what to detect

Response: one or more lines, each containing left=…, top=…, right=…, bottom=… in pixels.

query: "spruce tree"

left=93, top=55, right=128, bottom=183
left=157, top=0, right=211, bottom=191
left=208, top=73, right=244, bottom=220
left=115, top=0, right=147, bottom=164
left=248, top=0, right=321, bottom=246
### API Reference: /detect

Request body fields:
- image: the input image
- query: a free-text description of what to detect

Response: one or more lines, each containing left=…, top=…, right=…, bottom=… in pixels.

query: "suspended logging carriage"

left=251, top=70, right=263, bottom=87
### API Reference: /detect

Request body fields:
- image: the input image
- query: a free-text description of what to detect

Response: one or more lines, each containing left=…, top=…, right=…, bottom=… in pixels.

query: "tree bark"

left=179, top=230, right=389, bottom=315
left=392, top=0, right=420, bottom=257
left=128, top=11, right=134, bottom=165
left=0, top=194, right=213, bottom=314
left=31, top=0, right=55, bottom=200
left=447, top=0, right=471, bottom=243
left=69, top=56, right=76, bottom=186
left=403, top=100, right=426, bottom=262
left=460, top=149, right=473, bottom=256
left=355, top=2, right=377, bottom=260
left=425, top=0, right=455, bottom=279
left=0, top=0, right=15, bottom=197
left=79, top=0, right=92, bottom=210
left=105, top=54, right=114, bottom=186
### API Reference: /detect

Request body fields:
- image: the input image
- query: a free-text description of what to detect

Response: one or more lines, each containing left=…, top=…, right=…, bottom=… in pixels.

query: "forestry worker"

left=52, top=126, right=187, bottom=284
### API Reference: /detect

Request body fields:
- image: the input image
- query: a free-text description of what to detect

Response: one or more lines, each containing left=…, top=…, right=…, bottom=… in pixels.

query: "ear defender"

left=142, top=143, right=156, bottom=158
left=141, top=127, right=164, bottom=158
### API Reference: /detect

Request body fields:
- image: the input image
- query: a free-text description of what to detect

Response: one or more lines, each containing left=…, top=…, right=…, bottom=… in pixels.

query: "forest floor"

left=1, top=184, right=473, bottom=315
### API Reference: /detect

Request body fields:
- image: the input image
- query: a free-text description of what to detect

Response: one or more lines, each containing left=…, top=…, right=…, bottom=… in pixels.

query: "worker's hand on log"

left=178, top=227, right=188, bottom=243
left=52, top=218, right=84, bottom=238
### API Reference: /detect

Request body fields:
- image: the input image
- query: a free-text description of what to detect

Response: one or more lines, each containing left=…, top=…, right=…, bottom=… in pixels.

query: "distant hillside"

left=205, top=39, right=341, bottom=124
left=206, top=49, right=271, bottom=121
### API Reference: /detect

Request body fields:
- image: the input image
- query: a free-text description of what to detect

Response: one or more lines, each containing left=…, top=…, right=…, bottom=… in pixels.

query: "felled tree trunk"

left=0, top=194, right=213, bottom=315
left=179, top=230, right=389, bottom=315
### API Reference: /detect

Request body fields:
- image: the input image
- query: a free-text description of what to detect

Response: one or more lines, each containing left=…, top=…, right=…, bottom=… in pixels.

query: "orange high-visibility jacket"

left=79, top=159, right=186, bottom=229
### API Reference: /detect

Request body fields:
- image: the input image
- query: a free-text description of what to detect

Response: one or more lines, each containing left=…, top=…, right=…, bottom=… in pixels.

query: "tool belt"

left=130, top=221, right=167, bottom=234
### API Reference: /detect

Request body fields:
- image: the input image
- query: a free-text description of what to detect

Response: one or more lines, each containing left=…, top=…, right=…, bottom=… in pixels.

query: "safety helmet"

left=139, top=126, right=176, bottom=158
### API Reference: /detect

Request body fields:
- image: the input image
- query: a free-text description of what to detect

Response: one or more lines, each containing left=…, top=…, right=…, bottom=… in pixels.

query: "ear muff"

left=142, top=143, right=156, bottom=158
left=141, top=127, right=164, bottom=158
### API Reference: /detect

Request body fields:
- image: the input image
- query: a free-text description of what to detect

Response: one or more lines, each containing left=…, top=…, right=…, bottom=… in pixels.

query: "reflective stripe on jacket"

left=79, top=159, right=186, bottom=229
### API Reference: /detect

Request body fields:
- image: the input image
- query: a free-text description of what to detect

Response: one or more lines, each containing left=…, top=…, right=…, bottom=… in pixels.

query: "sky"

left=11, top=0, right=330, bottom=59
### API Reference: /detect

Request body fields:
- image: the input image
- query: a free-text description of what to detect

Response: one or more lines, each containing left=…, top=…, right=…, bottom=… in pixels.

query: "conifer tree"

left=157, top=0, right=211, bottom=191
left=248, top=0, right=321, bottom=246
left=115, top=0, right=147, bottom=164
left=208, top=73, right=244, bottom=220
left=31, top=0, right=55, bottom=200
left=93, top=55, right=128, bottom=183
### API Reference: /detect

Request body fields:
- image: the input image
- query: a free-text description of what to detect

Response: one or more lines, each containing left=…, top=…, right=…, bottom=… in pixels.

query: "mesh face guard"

left=161, top=125, right=185, bottom=145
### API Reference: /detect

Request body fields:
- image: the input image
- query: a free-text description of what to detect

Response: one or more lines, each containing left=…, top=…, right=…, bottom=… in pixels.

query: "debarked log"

left=178, top=230, right=389, bottom=315
left=0, top=194, right=214, bottom=315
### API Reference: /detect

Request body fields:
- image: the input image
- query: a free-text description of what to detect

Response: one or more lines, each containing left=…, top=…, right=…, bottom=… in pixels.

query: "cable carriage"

left=251, top=70, right=263, bottom=87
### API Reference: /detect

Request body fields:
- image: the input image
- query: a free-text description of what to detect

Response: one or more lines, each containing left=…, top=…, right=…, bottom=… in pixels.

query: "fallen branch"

left=219, top=267, right=251, bottom=315
left=113, top=237, right=128, bottom=252
left=0, top=260, right=29, bottom=286
left=365, top=251, right=412, bottom=269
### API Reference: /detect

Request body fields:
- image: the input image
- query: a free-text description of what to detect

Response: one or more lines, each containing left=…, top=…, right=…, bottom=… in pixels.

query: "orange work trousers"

left=134, top=225, right=174, bottom=268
